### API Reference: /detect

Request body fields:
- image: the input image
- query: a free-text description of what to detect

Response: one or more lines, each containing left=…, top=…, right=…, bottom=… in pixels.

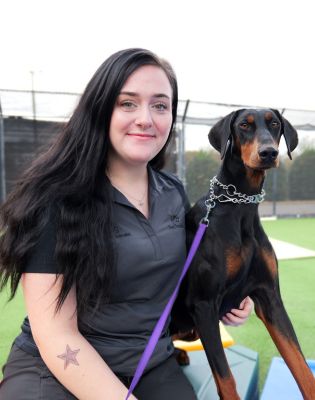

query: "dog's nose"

left=258, top=146, right=279, bottom=162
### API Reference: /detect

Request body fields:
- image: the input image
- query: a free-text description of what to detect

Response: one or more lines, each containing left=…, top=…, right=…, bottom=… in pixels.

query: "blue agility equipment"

left=182, top=345, right=259, bottom=400
left=261, top=357, right=315, bottom=400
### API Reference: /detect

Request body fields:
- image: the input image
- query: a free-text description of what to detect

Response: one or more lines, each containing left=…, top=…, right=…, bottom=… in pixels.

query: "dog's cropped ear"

left=272, top=109, right=298, bottom=160
left=208, top=110, right=243, bottom=159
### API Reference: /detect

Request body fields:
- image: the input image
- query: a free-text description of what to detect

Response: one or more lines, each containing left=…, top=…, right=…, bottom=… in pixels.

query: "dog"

left=171, top=109, right=315, bottom=399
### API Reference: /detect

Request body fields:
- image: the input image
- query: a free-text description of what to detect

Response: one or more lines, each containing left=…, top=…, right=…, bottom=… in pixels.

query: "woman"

left=0, top=48, right=252, bottom=399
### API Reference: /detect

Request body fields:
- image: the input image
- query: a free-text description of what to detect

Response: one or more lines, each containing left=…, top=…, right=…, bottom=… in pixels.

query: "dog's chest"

left=224, top=241, right=254, bottom=278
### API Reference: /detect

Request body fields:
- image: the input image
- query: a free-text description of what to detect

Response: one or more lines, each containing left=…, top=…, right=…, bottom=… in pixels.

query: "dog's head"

left=209, top=108, right=298, bottom=170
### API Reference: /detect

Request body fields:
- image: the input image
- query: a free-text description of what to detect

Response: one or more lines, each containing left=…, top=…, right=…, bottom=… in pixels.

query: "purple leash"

left=125, top=222, right=207, bottom=399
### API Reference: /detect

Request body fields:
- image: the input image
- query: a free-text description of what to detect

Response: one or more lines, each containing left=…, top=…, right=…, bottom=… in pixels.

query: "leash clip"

left=201, top=199, right=216, bottom=226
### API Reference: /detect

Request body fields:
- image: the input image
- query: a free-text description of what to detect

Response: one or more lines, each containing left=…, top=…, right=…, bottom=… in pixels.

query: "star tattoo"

left=57, top=344, right=80, bottom=369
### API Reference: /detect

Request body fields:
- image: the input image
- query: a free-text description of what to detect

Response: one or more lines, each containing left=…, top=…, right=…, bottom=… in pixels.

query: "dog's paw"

left=174, top=348, right=190, bottom=366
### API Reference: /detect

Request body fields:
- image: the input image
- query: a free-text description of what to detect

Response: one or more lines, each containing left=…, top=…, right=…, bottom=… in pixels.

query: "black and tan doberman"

left=171, top=109, right=315, bottom=399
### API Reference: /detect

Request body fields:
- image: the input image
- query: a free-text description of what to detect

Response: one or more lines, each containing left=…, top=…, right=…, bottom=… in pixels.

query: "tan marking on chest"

left=245, top=168, right=265, bottom=189
left=225, top=245, right=251, bottom=278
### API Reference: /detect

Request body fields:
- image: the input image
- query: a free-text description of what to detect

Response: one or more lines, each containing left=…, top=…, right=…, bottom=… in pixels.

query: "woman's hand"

left=221, top=296, right=254, bottom=327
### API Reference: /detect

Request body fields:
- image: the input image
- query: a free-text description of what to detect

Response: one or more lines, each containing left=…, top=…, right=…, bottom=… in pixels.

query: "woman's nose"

left=135, top=106, right=153, bottom=129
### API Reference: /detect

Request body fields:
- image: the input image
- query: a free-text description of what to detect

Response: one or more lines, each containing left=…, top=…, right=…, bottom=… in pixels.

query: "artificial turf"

left=262, top=217, right=315, bottom=250
left=0, top=287, right=25, bottom=375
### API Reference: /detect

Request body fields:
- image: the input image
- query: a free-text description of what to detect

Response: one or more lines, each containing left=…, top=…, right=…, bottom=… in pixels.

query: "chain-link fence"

left=0, top=89, right=314, bottom=217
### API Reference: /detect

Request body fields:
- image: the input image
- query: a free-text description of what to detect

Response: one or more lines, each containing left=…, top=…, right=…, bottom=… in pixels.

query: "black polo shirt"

left=15, top=167, right=190, bottom=376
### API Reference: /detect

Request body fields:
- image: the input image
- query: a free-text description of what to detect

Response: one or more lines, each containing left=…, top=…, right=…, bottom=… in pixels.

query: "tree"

left=288, top=149, right=315, bottom=200
left=263, top=159, right=290, bottom=201
left=185, top=150, right=220, bottom=204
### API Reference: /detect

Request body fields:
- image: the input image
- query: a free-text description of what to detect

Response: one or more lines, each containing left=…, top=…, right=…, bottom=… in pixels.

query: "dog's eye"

left=271, top=121, right=280, bottom=128
left=240, top=122, right=249, bottom=129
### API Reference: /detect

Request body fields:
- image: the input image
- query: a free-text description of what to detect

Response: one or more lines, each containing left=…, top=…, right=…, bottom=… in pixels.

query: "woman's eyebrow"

left=119, top=91, right=170, bottom=99
left=154, top=93, right=171, bottom=100
left=119, top=91, right=138, bottom=97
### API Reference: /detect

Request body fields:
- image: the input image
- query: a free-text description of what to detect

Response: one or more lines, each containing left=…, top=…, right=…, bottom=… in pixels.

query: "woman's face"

left=108, top=65, right=173, bottom=168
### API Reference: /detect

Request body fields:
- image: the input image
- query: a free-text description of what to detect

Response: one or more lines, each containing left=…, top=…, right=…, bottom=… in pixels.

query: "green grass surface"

left=262, top=217, right=315, bottom=250
left=0, top=287, right=25, bottom=375
left=1, top=218, right=315, bottom=391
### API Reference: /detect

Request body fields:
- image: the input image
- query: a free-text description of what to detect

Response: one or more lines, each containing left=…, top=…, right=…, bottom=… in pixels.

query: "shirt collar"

left=148, top=165, right=163, bottom=195
left=109, top=165, right=164, bottom=206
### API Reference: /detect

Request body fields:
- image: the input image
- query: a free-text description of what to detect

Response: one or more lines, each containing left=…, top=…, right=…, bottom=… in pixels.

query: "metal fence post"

left=272, top=169, right=278, bottom=217
left=0, top=95, right=6, bottom=202
left=177, top=100, right=190, bottom=188
left=30, top=71, right=38, bottom=146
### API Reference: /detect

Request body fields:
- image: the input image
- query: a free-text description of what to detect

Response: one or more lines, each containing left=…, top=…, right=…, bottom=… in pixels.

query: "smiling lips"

left=127, top=133, right=155, bottom=138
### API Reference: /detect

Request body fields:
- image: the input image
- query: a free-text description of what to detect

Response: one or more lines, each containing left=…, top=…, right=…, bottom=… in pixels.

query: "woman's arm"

left=22, top=273, right=137, bottom=400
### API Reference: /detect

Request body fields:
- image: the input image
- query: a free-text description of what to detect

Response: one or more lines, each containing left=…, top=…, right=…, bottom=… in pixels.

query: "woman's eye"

left=121, top=101, right=136, bottom=109
left=153, top=102, right=168, bottom=111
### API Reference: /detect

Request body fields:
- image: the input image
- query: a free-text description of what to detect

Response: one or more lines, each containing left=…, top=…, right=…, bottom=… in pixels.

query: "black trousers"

left=0, top=344, right=197, bottom=400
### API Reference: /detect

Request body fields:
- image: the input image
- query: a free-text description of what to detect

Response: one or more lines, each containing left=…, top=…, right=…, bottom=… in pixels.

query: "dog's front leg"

left=252, top=288, right=315, bottom=400
left=192, top=300, right=240, bottom=400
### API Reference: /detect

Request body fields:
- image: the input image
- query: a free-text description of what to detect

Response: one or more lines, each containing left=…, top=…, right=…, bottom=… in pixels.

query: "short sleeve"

left=23, top=218, right=58, bottom=274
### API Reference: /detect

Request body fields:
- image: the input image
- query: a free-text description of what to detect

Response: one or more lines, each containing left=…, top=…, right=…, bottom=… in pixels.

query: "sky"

left=1, top=0, right=314, bottom=110
left=1, top=0, right=314, bottom=152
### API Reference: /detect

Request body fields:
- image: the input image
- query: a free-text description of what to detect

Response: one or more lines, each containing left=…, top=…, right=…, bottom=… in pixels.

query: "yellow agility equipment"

left=173, top=322, right=234, bottom=351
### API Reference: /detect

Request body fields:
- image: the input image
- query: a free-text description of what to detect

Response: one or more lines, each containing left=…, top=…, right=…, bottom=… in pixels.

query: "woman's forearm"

left=35, top=330, right=137, bottom=400
left=22, top=274, right=136, bottom=400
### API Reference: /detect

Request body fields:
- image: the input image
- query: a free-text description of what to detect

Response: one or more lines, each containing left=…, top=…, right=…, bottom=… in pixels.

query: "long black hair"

left=0, top=48, right=178, bottom=314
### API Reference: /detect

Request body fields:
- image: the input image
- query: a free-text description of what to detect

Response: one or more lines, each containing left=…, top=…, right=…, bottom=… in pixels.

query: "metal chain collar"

left=202, top=175, right=265, bottom=226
